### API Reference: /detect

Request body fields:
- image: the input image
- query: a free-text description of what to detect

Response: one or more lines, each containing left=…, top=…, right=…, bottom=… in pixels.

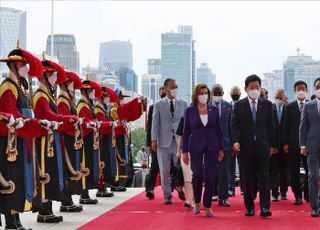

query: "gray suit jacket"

left=299, top=99, right=320, bottom=154
left=151, top=97, right=188, bottom=148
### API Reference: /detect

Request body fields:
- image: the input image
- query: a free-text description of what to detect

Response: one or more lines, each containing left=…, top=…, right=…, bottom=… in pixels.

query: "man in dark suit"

left=211, top=84, right=233, bottom=207
left=270, top=89, right=288, bottom=202
left=299, top=77, right=320, bottom=217
left=283, top=80, right=309, bottom=205
left=231, top=74, right=276, bottom=217
left=145, top=87, right=166, bottom=199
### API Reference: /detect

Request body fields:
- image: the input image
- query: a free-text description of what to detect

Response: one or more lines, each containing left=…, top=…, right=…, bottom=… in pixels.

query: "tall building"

left=116, top=68, right=138, bottom=93
left=0, top=7, right=26, bottom=79
left=161, top=28, right=193, bottom=102
left=141, top=74, right=162, bottom=104
left=178, top=26, right=196, bottom=89
left=283, top=48, right=320, bottom=101
left=99, top=40, right=133, bottom=72
left=196, top=63, right=216, bottom=87
left=46, top=34, right=80, bottom=73
left=262, top=70, right=284, bottom=102
left=148, top=58, right=161, bottom=74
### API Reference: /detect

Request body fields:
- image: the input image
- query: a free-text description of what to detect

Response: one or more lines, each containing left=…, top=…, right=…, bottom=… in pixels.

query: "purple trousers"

left=190, top=150, right=218, bottom=208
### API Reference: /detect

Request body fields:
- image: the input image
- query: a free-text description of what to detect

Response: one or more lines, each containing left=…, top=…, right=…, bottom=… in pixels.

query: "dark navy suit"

left=182, top=104, right=223, bottom=208
left=231, top=97, right=275, bottom=211
left=212, top=100, right=232, bottom=200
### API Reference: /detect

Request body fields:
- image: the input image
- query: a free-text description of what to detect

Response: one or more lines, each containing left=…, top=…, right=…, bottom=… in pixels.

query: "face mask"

left=314, top=89, right=320, bottom=98
left=48, top=73, right=57, bottom=86
left=296, top=90, right=306, bottom=99
left=88, top=90, right=95, bottom=100
left=67, top=82, right=74, bottom=94
left=170, top=89, right=178, bottom=98
left=160, top=93, right=166, bottom=99
left=231, top=94, right=240, bottom=101
left=275, top=99, right=283, bottom=107
left=212, top=96, right=223, bottom=103
left=18, top=66, right=29, bottom=78
left=248, top=89, right=260, bottom=100
left=198, top=94, right=208, bottom=104
left=103, top=97, right=110, bottom=105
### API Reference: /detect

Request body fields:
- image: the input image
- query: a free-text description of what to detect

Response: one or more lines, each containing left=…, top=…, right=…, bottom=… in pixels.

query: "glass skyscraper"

left=0, top=7, right=26, bottom=79
left=161, top=30, right=192, bottom=103
left=196, top=63, right=216, bottom=87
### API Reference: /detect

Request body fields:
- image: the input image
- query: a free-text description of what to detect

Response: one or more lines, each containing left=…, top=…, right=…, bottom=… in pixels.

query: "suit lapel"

left=162, top=98, right=172, bottom=119
left=174, top=100, right=180, bottom=120
left=256, top=98, right=264, bottom=124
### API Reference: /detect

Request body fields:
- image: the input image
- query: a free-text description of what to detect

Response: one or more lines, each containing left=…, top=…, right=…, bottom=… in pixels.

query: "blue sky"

left=2, top=1, right=320, bottom=97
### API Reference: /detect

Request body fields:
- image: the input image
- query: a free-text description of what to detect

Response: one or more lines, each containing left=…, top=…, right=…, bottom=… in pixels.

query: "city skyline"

left=2, top=1, right=320, bottom=99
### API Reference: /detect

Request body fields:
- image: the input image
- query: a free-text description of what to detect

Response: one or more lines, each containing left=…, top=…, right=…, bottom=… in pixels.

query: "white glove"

left=96, top=122, right=102, bottom=129
left=40, top=119, right=51, bottom=130
left=86, top=121, right=96, bottom=129
left=15, top=118, right=24, bottom=129
left=112, top=122, right=117, bottom=129
left=6, top=115, right=15, bottom=128
left=78, top=117, right=84, bottom=125
left=52, top=121, right=63, bottom=130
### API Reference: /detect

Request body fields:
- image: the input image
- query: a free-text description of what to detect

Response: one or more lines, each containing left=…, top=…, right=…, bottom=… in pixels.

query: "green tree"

left=130, top=127, right=147, bottom=163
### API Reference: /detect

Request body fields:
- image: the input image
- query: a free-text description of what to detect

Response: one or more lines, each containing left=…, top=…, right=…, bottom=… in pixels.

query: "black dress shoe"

left=177, top=191, right=186, bottom=201
left=218, top=199, right=231, bottom=207
left=245, top=209, right=255, bottom=216
left=281, top=194, right=288, bottom=200
left=260, top=208, right=272, bottom=217
left=37, top=214, right=63, bottom=223
left=79, top=197, right=98, bottom=205
left=311, top=208, right=320, bottom=217
left=228, top=191, right=235, bottom=197
left=272, top=195, right=279, bottom=202
left=212, top=196, right=218, bottom=202
left=184, top=203, right=191, bottom=208
left=294, top=198, right=303, bottom=205
left=111, top=186, right=127, bottom=192
left=60, top=204, right=83, bottom=212
left=96, top=190, right=114, bottom=197
left=164, top=197, right=172, bottom=205
left=146, top=191, right=155, bottom=200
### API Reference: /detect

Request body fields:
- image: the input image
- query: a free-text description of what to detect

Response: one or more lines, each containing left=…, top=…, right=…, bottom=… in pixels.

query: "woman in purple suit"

left=182, top=83, right=224, bottom=217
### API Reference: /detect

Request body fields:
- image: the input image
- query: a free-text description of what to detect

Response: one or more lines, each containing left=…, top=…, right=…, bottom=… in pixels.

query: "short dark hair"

left=245, top=74, right=261, bottom=87
left=313, top=77, right=320, bottom=86
left=294, top=80, right=307, bottom=90
left=163, top=78, right=175, bottom=87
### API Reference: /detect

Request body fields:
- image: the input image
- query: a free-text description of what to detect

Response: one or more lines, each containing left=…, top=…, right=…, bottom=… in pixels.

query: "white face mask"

left=18, top=66, right=29, bottom=78
left=67, top=82, right=74, bottom=94
left=48, top=73, right=57, bottom=86
left=296, top=90, right=306, bottom=99
left=198, top=94, right=208, bottom=104
left=275, top=99, right=283, bottom=107
left=170, top=88, right=178, bottom=98
left=88, top=90, right=95, bottom=100
left=103, top=97, right=110, bottom=105
left=212, top=96, right=223, bottom=103
left=314, top=89, right=320, bottom=98
left=248, top=89, right=260, bottom=100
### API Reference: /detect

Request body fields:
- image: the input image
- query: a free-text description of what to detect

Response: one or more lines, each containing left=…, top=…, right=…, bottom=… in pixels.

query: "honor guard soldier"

left=57, top=71, right=84, bottom=212
left=0, top=48, right=52, bottom=230
left=33, top=59, right=79, bottom=223
left=77, top=80, right=102, bottom=204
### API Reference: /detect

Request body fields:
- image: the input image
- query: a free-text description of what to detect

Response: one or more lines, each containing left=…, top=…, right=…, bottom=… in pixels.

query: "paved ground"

left=5, top=188, right=144, bottom=230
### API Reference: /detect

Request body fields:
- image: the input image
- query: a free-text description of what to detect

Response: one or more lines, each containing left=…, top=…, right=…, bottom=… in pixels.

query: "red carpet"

left=78, top=188, right=320, bottom=230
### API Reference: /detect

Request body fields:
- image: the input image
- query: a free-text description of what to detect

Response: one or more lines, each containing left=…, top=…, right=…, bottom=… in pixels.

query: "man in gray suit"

left=300, top=77, right=320, bottom=217
left=151, top=78, right=188, bottom=204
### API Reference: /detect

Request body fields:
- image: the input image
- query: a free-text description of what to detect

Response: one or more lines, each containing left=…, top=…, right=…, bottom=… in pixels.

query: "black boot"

left=37, top=201, right=63, bottom=223
left=96, top=187, right=114, bottom=197
left=0, top=214, right=2, bottom=227
left=5, top=212, right=18, bottom=230
left=60, top=195, right=83, bottom=212
left=111, top=185, right=127, bottom=192
left=15, top=213, right=32, bottom=230
left=80, top=189, right=98, bottom=204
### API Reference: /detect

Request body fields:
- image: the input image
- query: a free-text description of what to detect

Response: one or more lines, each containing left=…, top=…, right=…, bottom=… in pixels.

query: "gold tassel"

left=6, top=126, right=18, bottom=162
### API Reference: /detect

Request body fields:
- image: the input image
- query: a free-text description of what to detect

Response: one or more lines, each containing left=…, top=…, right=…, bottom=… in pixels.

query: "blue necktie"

left=252, top=100, right=257, bottom=140
left=252, top=100, right=256, bottom=123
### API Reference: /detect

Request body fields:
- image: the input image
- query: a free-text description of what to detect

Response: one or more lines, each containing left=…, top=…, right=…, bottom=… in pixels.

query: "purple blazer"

left=182, top=104, right=223, bottom=153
